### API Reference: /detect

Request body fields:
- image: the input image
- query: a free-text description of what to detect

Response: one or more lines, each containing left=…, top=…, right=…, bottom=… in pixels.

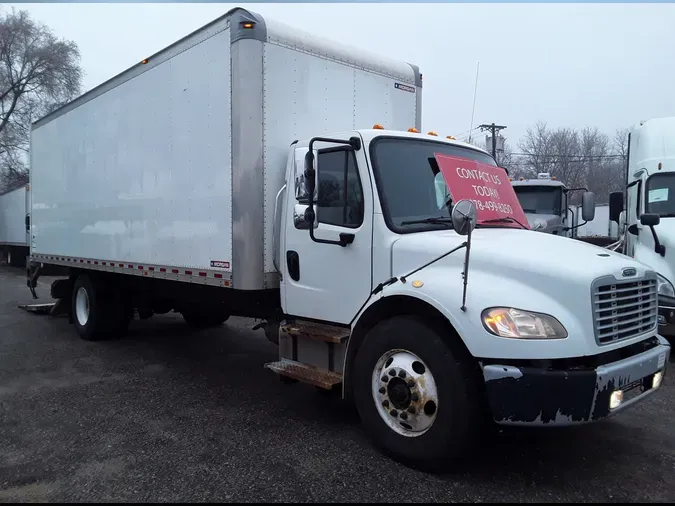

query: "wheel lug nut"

left=382, top=400, right=389, bottom=408
left=388, top=369, right=396, bottom=377
left=398, top=370, right=406, bottom=378
left=411, top=393, right=419, bottom=402
left=379, top=387, right=386, bottom=394
left=407, top=380, right=415, bottom=388
left=408, top=407, right=416, bottom=414
left=381, top=376, right=389, bottom=383
left=400, top=412, right=408, bottom=420
left=390, top=409, right=398, bottom=417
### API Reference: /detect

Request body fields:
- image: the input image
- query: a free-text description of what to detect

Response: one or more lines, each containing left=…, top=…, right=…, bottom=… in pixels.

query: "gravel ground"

left=0, top=265, right=674, bottom=503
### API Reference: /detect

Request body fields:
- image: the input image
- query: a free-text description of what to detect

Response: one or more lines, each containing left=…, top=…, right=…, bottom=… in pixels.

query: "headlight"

left=657, top=274, right=675, bottom=299
left=481, top=307, right=568, bottom=339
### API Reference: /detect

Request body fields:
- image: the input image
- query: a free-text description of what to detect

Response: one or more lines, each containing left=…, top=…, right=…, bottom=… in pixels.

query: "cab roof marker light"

left=446, top=135, right=456, bottom=140
left=428, top=131, right=438, bottom=136
left=373, top=124, right=384, bottom=130
left=408, top=128, right=419, bottom=133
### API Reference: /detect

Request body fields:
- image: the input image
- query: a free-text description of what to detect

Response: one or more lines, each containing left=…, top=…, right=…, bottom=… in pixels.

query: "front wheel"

left=352, top=316, right=483, bottom=471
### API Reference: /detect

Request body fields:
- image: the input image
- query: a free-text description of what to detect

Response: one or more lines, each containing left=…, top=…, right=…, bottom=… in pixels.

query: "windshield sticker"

left=648, top=188, right=669, bottom=203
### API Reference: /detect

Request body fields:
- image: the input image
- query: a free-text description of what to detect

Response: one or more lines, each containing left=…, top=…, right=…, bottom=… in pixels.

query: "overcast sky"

left=9, top=2, right=675, bottom=148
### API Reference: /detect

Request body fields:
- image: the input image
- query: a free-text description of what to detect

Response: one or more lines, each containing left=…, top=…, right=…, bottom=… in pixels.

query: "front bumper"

left=481, top=336, right=671, bottom=426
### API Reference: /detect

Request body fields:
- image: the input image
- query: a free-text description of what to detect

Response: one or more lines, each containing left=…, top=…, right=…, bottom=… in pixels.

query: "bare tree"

left=0, top=8, right=82, bottom=191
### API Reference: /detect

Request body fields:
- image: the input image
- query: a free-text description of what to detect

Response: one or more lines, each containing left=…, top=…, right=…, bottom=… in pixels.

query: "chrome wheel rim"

left=371, top=349, right=439, bottom=437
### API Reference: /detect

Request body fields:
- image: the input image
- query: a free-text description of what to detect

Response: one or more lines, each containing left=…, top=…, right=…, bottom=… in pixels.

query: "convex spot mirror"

left=451, top=199, right=477, bottom=236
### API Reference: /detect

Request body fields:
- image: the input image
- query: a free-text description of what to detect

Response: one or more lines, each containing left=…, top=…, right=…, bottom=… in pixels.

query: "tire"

left=72, top=274, right=131, bottom=341
left=181, top=306, right=230, bottom=328
left=352, top=315, right=483, bottom=471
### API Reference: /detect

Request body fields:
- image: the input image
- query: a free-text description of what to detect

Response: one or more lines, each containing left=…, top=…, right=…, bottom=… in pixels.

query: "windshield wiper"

left=479, top=216, right=529, bottom=230
left=400, top=216, right=454, bottom=228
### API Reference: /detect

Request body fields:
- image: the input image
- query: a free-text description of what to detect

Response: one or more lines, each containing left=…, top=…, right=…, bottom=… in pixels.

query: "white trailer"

left=0, top=184, right=29, bottom=267
left=26, top=7, right=669, bottom=471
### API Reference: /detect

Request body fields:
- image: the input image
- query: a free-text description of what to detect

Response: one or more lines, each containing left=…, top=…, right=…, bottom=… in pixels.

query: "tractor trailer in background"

left=608, top=116, right=675, bottom=339
left=0, top=184, right=30, bottom=267
left=511, top=172, right=618, bottom=246
left=24, top=7, right=669, bottom=470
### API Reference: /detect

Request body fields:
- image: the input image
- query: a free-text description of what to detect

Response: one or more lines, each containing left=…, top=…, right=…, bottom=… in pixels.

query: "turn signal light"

left=241, top=22, right=255, bottom=29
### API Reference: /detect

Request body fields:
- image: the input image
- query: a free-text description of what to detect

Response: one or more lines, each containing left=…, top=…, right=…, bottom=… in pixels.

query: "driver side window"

left=316, top=149, right=364, bottom=228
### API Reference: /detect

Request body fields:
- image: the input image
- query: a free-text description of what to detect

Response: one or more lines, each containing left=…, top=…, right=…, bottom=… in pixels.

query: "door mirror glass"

left=581, top=192, right=596, bottom=222
left=609, top=191, right=623, bottom=223
left=451, top=199, right=477, bottom=236
left=294, top=148, right=318, bottom=202
left=304, top=151, right=316, bottom=199
left=293, top=204, right=317, bottom=230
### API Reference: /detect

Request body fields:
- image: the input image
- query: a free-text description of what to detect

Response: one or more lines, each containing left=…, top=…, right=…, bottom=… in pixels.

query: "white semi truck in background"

left=0, top=184, right=30, bottom=267
left=608, top=116, right=675, bottom=339
left=510, top=173, right=617, bottom=246
left=23, top=7, right=670, bottom=470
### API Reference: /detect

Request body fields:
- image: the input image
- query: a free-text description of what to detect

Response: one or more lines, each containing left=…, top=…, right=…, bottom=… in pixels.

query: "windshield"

left=513, top=186, right=562, bottom=215
left=646, top=173, right=675, bottom=216
left=369, top=137, right=498, bottom=232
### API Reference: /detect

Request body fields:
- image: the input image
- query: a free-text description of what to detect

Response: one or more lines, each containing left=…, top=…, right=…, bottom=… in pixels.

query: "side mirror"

left=640, top=213, right=661, bottom=227
left=451, top=199, right=477, bottom=236
left=609, top=191, right=623, bottom=223
left=581, top=192, right=596, bottom=222
left=304, top=151, right=316, bottom=199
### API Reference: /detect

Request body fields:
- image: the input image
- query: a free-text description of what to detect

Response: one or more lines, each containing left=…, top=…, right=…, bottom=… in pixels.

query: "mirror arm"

left=648, top=225, right=666, bottom=256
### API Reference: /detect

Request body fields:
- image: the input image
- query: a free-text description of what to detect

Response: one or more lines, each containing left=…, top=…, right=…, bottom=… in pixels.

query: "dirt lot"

left=0, top=265, right=673, bottom=502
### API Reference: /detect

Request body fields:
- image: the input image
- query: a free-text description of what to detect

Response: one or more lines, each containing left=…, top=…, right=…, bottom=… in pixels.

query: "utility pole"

left=478, top=123, right=507, bottom=159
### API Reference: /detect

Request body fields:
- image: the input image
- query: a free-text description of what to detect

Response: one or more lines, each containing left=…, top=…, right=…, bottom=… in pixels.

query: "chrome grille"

left=592, top=274, right=658, bottom=345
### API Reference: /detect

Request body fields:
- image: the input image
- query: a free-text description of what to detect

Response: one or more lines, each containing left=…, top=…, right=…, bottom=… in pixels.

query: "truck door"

left=281, top=138, right=373, bottom=325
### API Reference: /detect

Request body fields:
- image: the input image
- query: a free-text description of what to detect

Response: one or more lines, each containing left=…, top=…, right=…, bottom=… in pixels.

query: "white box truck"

left=25, top=7, right=670, bottom=470
left=608, top=116, right=675, bottom=339
left=0, top=184, right=30, bottom=267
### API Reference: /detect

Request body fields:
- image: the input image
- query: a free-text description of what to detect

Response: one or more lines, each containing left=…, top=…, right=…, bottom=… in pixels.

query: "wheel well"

left=344, top=295, right=472, bottom=400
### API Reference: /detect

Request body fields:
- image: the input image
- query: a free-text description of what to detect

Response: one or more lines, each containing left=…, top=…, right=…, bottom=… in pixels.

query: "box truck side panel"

left=0, top=186, right=28, bottom=246
left=30, top=27, right=233, bottom=273
left=259, top=23, right=419, bottom=274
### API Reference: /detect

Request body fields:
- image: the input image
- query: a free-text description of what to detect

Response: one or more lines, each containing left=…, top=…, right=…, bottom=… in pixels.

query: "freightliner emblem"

left=622, top=267, right=637, bottom=277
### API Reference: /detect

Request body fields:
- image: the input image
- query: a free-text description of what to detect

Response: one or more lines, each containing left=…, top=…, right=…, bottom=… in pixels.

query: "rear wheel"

left=352, top=315, right=483, bottom=471
left=72, top=274, right=130, bottom=341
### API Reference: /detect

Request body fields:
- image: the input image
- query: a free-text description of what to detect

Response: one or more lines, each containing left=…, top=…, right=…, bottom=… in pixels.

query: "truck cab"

left=270, top=127, right=669, bottom=468
left=511, top=172, right=605, bottom=242
left=609, top=117, right=675, bottom=338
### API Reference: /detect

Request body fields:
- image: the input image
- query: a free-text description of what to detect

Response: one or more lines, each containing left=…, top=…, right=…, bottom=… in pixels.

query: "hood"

left=391, top=226, right=650, bottom=287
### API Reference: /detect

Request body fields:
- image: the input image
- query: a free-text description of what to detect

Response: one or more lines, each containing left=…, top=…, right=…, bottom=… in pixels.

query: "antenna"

left=468, top=62, right=480, bottom=144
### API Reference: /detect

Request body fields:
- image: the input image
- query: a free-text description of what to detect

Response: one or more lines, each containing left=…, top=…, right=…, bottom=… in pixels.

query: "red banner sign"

left=434, top=153, right=530, bottom=229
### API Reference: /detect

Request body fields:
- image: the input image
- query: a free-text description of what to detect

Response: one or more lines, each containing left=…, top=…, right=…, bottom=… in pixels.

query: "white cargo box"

left=0, top=185, right=29, bottom=247
left=30, top=7, right=421, bottom=290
